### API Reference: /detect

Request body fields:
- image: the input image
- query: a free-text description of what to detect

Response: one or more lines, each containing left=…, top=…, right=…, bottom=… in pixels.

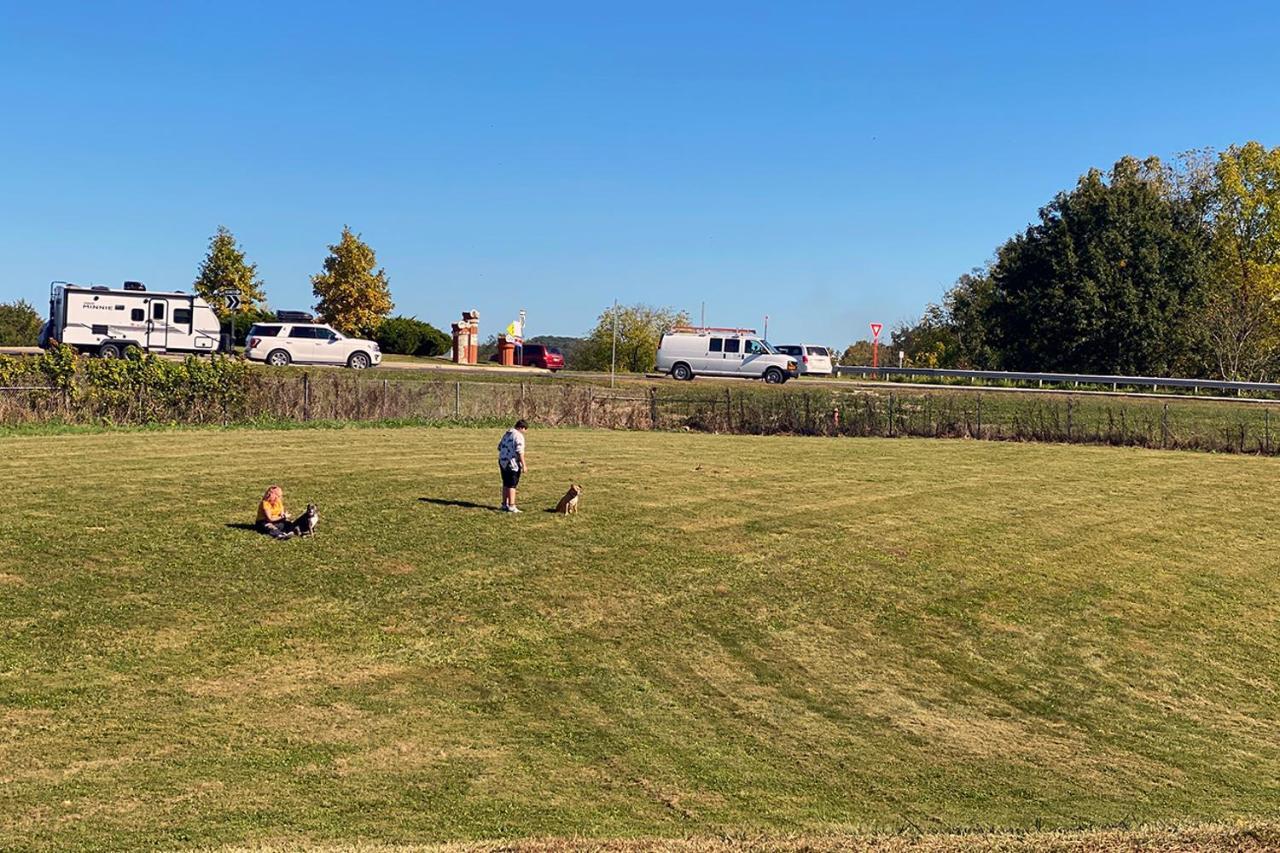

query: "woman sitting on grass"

left=256, top=485, right=293, bottom=539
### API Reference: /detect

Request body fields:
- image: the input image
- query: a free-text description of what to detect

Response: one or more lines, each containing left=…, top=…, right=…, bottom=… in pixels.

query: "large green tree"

left=985, top=156, right=1211, bottom=375
left=577, top=304, right=689, bottom=373
left=0, top=300, right=42, bottom=346
left=193, top=226, right=266, bottom=313
left=1201, top=142, right=1280, bottom=380
left=311, top=226, right=394, bottom=336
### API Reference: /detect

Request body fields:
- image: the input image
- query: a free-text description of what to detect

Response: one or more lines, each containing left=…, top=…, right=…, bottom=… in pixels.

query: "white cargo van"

left=39, top=281, right=223, bottom=357
left=655, top=327, right=798, bottom=383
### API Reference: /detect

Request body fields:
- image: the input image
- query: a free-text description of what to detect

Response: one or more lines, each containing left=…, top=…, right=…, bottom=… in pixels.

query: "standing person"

left=498, top=419, right=528, bottom=513
left=256, top=485, right=294, bottom=539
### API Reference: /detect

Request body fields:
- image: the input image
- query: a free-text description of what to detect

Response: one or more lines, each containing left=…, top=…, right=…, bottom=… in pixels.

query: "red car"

left=520, top=344, right=565, bottom=371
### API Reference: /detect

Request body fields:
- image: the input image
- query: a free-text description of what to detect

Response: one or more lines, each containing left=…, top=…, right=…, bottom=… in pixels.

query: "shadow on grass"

left=224, top=523, right=258, bottom=532
left=419, top=497, right=500, bottom=512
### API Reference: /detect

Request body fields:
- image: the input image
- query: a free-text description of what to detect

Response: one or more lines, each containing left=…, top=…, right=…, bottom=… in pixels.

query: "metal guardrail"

left=835, top=365, right=1280, bottom=395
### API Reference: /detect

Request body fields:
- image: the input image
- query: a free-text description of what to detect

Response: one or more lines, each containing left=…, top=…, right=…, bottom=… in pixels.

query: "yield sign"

left=870, top=322, right=883, bottom=339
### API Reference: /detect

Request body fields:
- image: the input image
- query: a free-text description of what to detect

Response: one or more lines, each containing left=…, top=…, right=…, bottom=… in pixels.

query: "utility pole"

left=764, top=314, right=769, bottom=341
left=700, top=301, right=705, bottom=328
left=610, top=299, right=618, bottom=389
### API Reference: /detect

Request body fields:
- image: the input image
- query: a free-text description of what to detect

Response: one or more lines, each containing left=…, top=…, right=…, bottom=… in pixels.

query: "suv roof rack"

left=274, top=310, right=315, bottom=322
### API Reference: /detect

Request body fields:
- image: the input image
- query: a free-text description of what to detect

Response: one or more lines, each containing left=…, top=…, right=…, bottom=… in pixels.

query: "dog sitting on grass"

left=292, top=503, right=320, bottom=537
left=554, top=484, right=582, bottom=515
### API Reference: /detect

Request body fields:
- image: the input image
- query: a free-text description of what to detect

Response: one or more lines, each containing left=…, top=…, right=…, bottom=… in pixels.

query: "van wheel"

left=672, top=362, right=693, bottom=381
left=764, top=367, right=785, bottom=384
left=348, top=352, right=370, bottom=369
left=266, top=349, right=291, bottom=367
left=99, top=343, right=121, bottom=359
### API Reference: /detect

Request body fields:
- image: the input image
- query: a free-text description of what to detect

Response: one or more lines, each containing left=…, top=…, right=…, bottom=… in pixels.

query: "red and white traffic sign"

left=870, top=322, right=883, bottom=338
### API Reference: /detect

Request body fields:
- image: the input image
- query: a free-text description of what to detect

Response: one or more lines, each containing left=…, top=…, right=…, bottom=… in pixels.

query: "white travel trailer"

left=655, top=326, right=798, bottom=383
left=40, top=281, right=224, bottom=357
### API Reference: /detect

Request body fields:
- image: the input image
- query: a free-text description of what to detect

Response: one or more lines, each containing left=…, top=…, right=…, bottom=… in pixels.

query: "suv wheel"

left=764, top=367, right=785, bottom=384
left=266, top=349, right=291, bottom=367
left=672, top=362, right=693, bottom=381
left=99, top=343, right=121, bottom=359
left=348, top=352, right=371, bottom=370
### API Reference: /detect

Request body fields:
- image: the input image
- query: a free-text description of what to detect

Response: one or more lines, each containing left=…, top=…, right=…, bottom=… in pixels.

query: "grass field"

left=2, top=427, right=1279, bottom=850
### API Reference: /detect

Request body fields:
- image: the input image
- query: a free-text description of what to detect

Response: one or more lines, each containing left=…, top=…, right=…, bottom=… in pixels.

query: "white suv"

left=245, top=322, right=382, bottom=369
left=774, top=344, right=834, bottom=376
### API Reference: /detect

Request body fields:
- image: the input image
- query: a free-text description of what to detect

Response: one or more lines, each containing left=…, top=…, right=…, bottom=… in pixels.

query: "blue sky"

left=3, top=1, right=1278, bottom=346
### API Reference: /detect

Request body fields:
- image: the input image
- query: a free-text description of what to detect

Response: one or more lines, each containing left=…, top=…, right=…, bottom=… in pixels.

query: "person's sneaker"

left=508, top=506, right=522, bottom=513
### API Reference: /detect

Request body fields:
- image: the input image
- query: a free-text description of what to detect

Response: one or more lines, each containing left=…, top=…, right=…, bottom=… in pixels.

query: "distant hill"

left=474, top=334, right=587, bottom=368
left=527, top=335, right=586, bottom=369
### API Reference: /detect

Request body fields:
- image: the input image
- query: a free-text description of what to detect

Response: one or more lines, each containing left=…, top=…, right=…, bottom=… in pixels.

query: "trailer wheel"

left=347, top=352, right=371, bottom=370
left=99, top=343, right=121, bottom=359
left=266, top=349, right=291, bottom=367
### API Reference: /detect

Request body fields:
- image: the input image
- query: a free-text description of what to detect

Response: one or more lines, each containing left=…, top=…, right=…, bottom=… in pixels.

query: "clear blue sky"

left=3, top=1, right=1278, bottom=347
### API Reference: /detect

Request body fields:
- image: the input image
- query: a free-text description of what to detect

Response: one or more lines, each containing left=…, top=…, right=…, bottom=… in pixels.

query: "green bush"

left=0, top=300, right=43, bottom=346
left=376, top=316, right=451, bottom=357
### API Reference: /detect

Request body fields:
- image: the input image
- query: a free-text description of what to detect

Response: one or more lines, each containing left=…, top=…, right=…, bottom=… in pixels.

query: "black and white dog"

left=291, top=503, right=320, bottom=537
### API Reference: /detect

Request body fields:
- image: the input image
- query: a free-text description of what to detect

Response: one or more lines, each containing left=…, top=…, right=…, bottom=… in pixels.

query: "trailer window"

left=724, top=338, right=741, bottom=354
left=131, top=309, right=144, bottom=322
left=174, top=308, right=192, bottom=325
left=709, top=338, right=723, bottom=352
left=152, top=303, right=166, bottom=320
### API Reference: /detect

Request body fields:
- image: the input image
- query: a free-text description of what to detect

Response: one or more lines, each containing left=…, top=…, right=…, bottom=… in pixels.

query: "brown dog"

left=555, top=483, right=583, bottom=515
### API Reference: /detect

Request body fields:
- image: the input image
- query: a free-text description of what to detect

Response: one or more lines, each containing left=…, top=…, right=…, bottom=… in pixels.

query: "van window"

left=709, top=338, right=723, bottom=353
left=724, top=338, right=741, bottom=354
left=174, top=308, right=192, bottom=325
left=745, top=339, right=766, bottom=355
left=152, top=303, right=166, bottom=320
left=131, top=308, right=144, bottom=322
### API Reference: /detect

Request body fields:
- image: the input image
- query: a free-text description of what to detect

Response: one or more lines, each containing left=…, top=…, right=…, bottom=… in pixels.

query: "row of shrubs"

left=0, top=346, right=256, bottom=423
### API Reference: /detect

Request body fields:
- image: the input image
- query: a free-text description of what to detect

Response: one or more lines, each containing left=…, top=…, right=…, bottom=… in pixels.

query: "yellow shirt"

left=257, top=496, right=286, bottom=523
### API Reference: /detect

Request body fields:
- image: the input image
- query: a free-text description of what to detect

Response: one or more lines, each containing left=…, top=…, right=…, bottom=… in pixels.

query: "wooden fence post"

left=302, top=373, right=310, bottom=422
left=649, top=387, right=658, bottom=429
left=725, top=387, right=732, bottom=432
left=1266, top=409, right=1271, bottom=454
left=587, top=386, right=594, bottom=427
left=1066, top=399, right=1072, bottom=440
left=976, top=394, right=981, bottom=439
left=382, top=378, right=388, bottom=419
left=454, top=381, right=461, bottom=418
left=888, top=393, right=895, bottom=437
left=1162, top=402, right=1169, bottom=449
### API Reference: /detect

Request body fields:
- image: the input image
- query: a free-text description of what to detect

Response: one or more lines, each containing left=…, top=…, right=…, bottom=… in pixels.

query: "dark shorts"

left=500, top=465, right=521, bottom=489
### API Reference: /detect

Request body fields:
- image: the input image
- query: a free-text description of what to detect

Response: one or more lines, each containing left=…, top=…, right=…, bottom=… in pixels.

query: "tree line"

left=880, top=142, right=1280, bottom=381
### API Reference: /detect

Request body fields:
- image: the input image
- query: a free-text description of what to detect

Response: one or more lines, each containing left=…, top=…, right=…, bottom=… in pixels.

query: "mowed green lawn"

left=2, top=427, right=1279, bottom=850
